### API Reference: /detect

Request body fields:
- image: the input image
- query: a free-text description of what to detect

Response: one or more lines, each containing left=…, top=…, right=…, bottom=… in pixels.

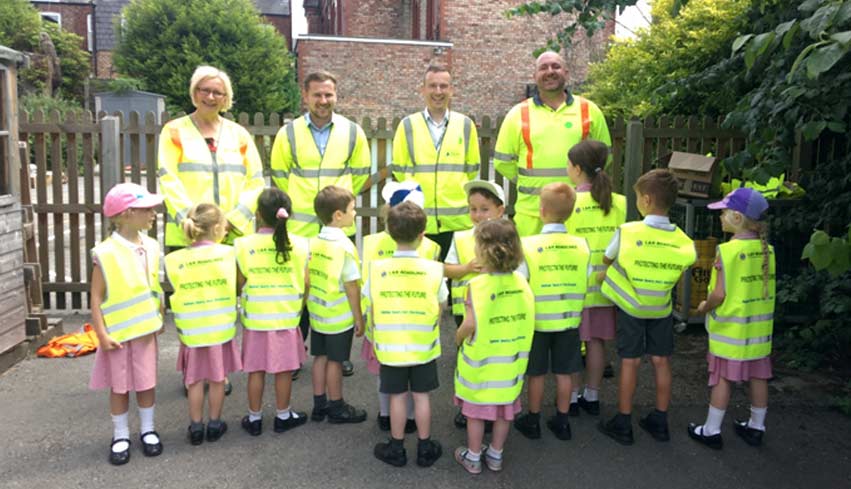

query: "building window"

left=41, top=12, right=62, bottom=29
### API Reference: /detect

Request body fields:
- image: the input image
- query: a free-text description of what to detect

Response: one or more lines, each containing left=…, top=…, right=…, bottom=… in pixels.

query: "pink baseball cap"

left=103, top=183, right=164, bottom=217
left=707, top=187, right=768, bottom=221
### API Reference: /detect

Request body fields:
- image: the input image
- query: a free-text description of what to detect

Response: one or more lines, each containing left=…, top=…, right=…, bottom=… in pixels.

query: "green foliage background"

left=0, top=0, right=91, bottom=101
left=113, top=0, right=300, bottom=115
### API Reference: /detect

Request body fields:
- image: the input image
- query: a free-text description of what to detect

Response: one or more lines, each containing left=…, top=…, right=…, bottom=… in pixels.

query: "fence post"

left=623, top=120, right=644, bottom=221
left=99, top=116, right=121, bottom=206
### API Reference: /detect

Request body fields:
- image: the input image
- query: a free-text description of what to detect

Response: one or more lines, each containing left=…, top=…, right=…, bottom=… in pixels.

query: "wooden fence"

left=21, top=109, right=814, bottom=311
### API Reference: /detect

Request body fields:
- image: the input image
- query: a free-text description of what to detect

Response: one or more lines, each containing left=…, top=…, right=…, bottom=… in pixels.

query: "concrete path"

left=1, top=313, right=849, bottom=489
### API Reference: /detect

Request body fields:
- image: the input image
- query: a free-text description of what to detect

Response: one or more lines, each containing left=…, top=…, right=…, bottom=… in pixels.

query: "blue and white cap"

left=382, top=181, right=425, bottom=209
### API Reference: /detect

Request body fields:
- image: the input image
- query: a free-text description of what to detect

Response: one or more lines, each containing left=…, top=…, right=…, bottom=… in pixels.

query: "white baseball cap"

left=463, top=179, right=505, bottom=205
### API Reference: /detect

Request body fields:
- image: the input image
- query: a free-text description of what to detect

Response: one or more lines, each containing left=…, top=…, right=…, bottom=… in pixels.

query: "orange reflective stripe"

left=169, top=127, right=181, bottom=147
left=580, top=97, right=590, bottom=140
left=520, top=100, right=534, bottom=169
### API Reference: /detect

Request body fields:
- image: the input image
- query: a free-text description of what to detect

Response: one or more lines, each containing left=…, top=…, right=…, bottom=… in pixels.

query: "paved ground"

left=1, top=313, right=849, bottom=489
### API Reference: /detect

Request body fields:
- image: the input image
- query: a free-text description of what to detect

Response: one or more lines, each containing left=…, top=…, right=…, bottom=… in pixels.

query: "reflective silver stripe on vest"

left=177, top=163, right=246, bottom=175
left=587, top=286, right=602, bottom=293
left=346, top=121, right=357, bottom=163
left=461, top=350, right=528, bottom=368
left=309, top=310, right=354, bottom=324
left=452, top=297, right=466, bottom=305
left=270, top=169, right=289, bottom=179
left=350, top=167, right=370, bottom=175
left=456, top=372, right=525, bottom=390
left=536, top=311, right=582, bottom=321
left=308, top=294, right=348, bottom=308
left=463, top=116, right=472, bottom=156
left=603, top=277, right=671, bottom=312
left=592, top=265, right=608, bottom=272
left=710, top=311, right=774, bottom=324
left=244, top=294, right=303, bottom=303
left=517, top=185, right=542, bottom=196
left=251, top=170, right=264, bottom=180
left=535, top=293, right=585, bottom=302
left=243, top=311, right=301, bottom=321
left=174, top=306, right=235, bottom=320
left=106, top=309, right=160, bottom=334
left=285, top=122, right=298, bottom=166
left=374, top=339, right=439, bottom=352
left=425, top=207, right=469, bottom=216
left=291, top=212, right=320, bottom=224
left=101, top=291, right=158, bottom=315
left=634, top=287, right=669, bottom=297
left=410, top=163, right=479, bottom=173
left=708, top=333, right=772, bottom=347
left=493, top=151, right=515, bottom=162
left=518, top=168, right=567, bottom=177
left=291, top=167, right=348, bottom=178
left=235, top=203, right=253, bottom=220
left=175, top=322, right=235, bottom=336
left=373, top=323, right=437, bottom=333
left=157, top=167, right=169, bottom=177
left=403, top=117, right=417, bottom=166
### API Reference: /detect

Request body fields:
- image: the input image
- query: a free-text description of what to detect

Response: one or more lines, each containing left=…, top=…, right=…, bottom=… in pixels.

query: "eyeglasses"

left=196, top=87, right=226, bottom=98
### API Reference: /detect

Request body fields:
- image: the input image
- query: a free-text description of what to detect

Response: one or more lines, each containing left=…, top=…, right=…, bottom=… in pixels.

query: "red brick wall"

left=33, top=3, right=94, bottom=52
left=262, top=15, right=293, bottom=51
left=96, top=51, right=115, bottom=79
left=342, top=0, right=409, bottom=39
left=296, top=39, right=449, bottom=120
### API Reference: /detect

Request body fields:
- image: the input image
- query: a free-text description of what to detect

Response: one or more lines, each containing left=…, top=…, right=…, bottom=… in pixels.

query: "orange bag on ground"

left=36, top=323, right=99, bottom=358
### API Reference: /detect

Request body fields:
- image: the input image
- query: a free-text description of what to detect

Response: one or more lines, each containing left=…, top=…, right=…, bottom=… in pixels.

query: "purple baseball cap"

left=707, top=187, right=769, bottom=221
left=103, top=183, right=164, bottom=217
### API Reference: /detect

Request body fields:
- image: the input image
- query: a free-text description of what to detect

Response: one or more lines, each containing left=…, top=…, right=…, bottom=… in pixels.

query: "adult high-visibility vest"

left=235, top=233, right=308, bottom=331
left=706, top=239, right=775, bottom=361
left=369, top=257, right=443, bottom=366
left=92, top=236, right=163, bottom=343
left=455, top=272, right=534, bottom=405
left=521, top=232, right=590, bottom=331
left=493, top=95, right=611, bottom=235
left=307, top=235, right=360, bottom=334
left=270, top=114, right=370, bottom=237
left=361, top=232, right=441, bottom=342
left=450, top=229, right=476, bottom=316
left=165, top=244, right=237, bottom=347
left=157, top=115, right=264, bottom=246
left=566, top=191, right=627, bottom=307
left=601, top=222, right=696, bottom=319
left=391, top=111, right=480, bottom=234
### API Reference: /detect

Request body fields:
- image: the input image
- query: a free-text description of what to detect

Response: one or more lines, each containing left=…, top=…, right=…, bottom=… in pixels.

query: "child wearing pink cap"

left=688, top=188, right=775, bottom=449
left=89, top=183, right=165, bottom=466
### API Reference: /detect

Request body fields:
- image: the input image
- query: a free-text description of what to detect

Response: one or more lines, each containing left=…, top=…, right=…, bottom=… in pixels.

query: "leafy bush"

left=0, top=0, right=91, bottom=101
left=113, top=0, right=300, bottom=115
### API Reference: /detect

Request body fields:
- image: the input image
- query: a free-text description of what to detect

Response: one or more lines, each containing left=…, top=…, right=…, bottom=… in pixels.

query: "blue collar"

left=532, top=88, right=574, bottom=107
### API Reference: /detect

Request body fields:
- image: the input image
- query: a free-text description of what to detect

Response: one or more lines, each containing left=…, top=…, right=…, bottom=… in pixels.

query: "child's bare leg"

left=187, top=381, right=205, bottom=422
left=490, top=419, right=511, bottom=451
left=412, top=392, right=431, bottom=439
left=247, top=371, right=265, bottom=412
left=709, top=378, right=732, bottom=410
left=585, top=338, right=606, bottom=391
left=312, top=355, right=327, bottom=396
left=466, top=418, right=485, bottom=454
left=526, top=375, right=545, bottom=412
left=274, top=371, right=294, bottom=411
left=650, top=355, right=672, bottom=412
left=207, top=380, right=225, bottom=420
left=326, top=360, right=343, bottom=400
left=389, top=393, right=407, bottom=439
left=749, top=379, right=768, bottom=408
left=110, top=391, right=130, bottom=415
left=135, top=388, right=155, bottom=409
left=617, top=358, right=640, bottom=414
left=555, top=374, right=573, bottom=412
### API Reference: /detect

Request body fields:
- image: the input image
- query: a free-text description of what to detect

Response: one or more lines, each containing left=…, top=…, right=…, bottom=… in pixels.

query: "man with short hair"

left=271, top=71, right=371, bottom=377
left=494, top=51, right=611, bottom=237
left=392, top=65, right=481, bottom=261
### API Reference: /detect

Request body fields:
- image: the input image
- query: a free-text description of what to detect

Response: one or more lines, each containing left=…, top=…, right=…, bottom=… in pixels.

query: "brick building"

left=30, top=0, right=293, bottom=78
left=297, top=0, right=614, bottom=120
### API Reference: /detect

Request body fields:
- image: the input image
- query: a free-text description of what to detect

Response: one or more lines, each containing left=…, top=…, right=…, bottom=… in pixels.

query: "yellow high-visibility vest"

left=521, top=232, right=590, bottom=331
left=455, top=272, right=535, bottom=405
left=391, top=111, right=479, bottom=234
left=707, top=239, right=775, bottom=360
left=307, top=235, right=360, bottom=334
left=369, top=257, right=443, bottom=366
left=601, top=222, right=696, bottom=319
left=92, top=235, right=163, bottom=343
left=361, top=232, right=441, bottom=342
left=235, top=232, right=308, bottom=331
left=450, top=229, right=476, bottom=316
left=165, top=244, right=237, bottom=347
left=566, top=191, right=626, bottom=307
left=270, top=114, right=370, bottom=237
left=157, top=115, right=264, bottom=246
left=493, top=95, right=611, bottom=236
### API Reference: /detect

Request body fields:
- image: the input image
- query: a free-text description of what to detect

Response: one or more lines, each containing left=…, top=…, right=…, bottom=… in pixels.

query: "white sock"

left=583, top=386, right=599, bottom=402
left=112, top=412, right=130, bottom=453
left=466, top=449, right=481, bottom=461
left=570, top=390, right=579, bottom=403
left=138, top=405, right=159, bottom=444
left=276, top=407, right=291, bottom=420
left=486, top=445, right=503, bottom=458
left=406, top=391, right=415, bottom=420
left=701, top=405, right=725, bottom=436
left=748, top=406, right=767, bottom=431
left=378, top=379, right=390, bottom=416
left=248, top=409, right=262, bottom=422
